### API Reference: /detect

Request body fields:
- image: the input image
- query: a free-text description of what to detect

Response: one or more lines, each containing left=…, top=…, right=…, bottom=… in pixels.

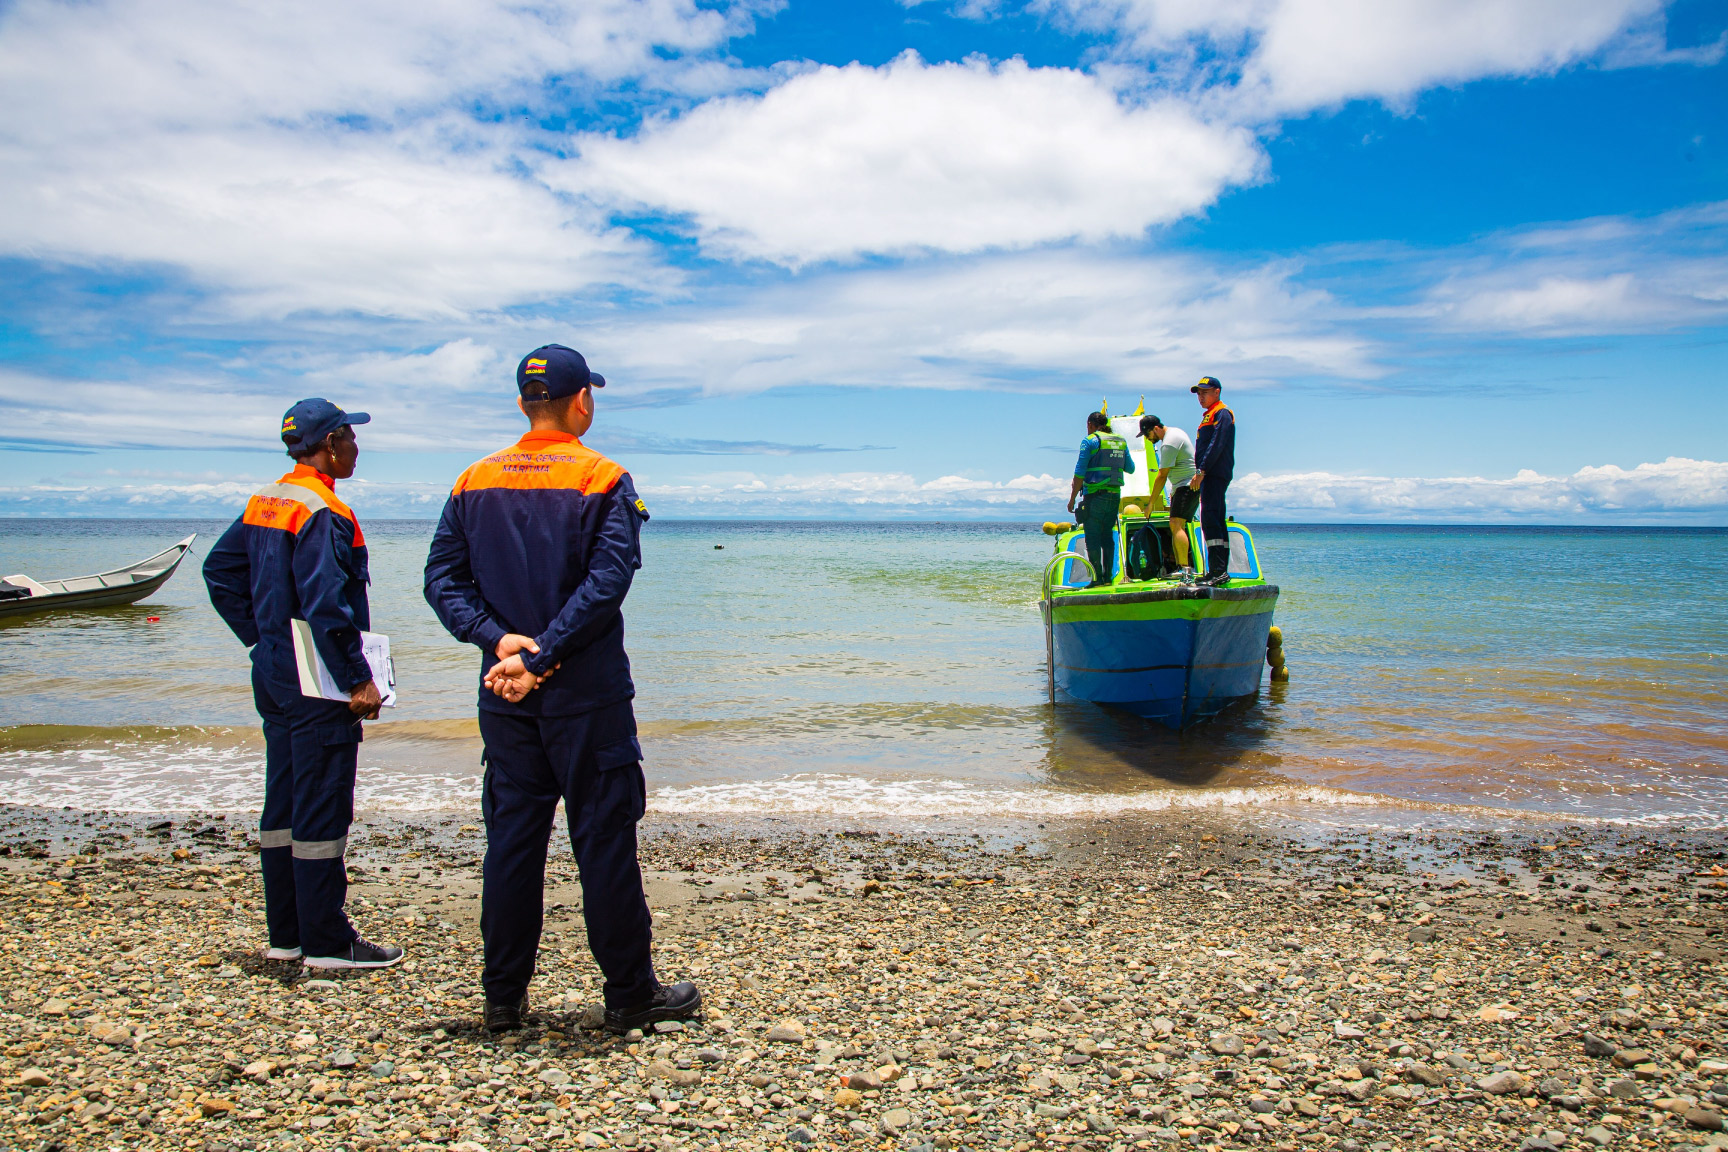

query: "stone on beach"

left=0, top=805, right=1722, bottom=1152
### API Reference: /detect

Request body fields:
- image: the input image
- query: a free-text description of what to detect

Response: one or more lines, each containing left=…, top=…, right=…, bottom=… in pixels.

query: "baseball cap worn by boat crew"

left=518, top=344, right=606, bottom=400
left=280, top=398, right=370, bottom=455
left=1190, top=376, right=1222, bottom=393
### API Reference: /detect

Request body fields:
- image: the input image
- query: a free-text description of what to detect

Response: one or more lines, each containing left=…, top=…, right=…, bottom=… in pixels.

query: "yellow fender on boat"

left=1042, top=521, right=1059, bottom=535
left=1121, top=503, right=1142, bottom=518
left=1267, top=625, right=1289, bottom=680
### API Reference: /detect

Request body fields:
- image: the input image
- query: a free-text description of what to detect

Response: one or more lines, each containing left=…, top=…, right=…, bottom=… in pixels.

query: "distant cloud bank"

left=5, top=457, right=1722, bottom=523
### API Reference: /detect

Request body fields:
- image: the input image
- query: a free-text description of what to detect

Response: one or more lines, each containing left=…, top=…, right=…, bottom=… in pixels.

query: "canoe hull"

left=0, top=536, right=196, bottom=619
left=1049, top=584, right=1278, bottom=728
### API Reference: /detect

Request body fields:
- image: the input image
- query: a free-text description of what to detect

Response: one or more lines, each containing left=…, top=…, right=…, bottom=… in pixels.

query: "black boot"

left=605, top=981, right=703, bottom=1035
left=1197, top=545, right=1232, bottom=586
left=485, top=996, right=528, bottom=1034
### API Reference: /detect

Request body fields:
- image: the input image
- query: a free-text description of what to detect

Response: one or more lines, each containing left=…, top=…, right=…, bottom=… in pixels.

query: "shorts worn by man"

left=203, top=399, right=401, bottom=970
left=423, top=343, right=700, bottom=1035
left=1190, top=376, right=1236, bottom=587
left=1138, top=415, right=1197, bottom=577
left=1067, top=411, right=1136, bottom=587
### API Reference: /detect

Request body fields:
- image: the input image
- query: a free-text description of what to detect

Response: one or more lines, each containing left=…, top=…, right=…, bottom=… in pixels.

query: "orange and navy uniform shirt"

left=203, top=464, right=373, bottom=692
left=423, top=430, right=650, bottom=717
left=1194, top=400, right=1236, bottom=479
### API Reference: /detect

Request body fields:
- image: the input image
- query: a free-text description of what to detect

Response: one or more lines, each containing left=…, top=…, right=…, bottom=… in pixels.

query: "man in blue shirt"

left=1189, top=376, right=1237, bottom=586
left=424, top=344, right=700, bottom=1036
left=1066, top=411, right=1135, bottom=587
left=203, top=399, right=402, bottom=971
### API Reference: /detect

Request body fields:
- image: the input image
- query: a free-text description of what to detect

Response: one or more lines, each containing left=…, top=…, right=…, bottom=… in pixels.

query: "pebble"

left=1, top=806, right=1723, bottom=1152
left=1688, top=1106, right=1727, bottom=1131
left=1478, top=1070, right=1528, bottom=1095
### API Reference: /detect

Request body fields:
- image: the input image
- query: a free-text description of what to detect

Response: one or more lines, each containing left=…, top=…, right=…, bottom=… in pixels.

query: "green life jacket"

left=1082, top=432, right=1129, bottom=493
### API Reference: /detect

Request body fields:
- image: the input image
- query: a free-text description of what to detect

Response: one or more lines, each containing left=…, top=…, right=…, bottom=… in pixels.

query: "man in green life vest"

left=1066, top=410, right=1135, bottom=587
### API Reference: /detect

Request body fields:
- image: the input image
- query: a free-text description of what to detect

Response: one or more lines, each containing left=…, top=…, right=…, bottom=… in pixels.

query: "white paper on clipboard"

left=290, top=618, right=397, bottom=707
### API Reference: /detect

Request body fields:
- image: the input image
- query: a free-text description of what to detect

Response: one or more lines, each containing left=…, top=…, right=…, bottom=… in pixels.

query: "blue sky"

left=0, top=0, right=1724, bottom=521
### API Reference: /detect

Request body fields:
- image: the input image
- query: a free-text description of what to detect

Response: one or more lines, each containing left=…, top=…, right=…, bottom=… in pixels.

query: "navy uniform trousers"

left=1199, top=471, right=1232, bottom=553
left=253, top=662, right=362, bottom=957
left=479, top=699, right=656, bottom=1010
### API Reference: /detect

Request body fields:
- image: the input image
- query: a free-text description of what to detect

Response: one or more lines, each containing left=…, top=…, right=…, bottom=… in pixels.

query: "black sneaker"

left=485, top=997, right=528, bottom=1034
left=303, top=936, right=404, bottom=970
left=604, top=982, right=703, bottom=1035
left=1197, top=570, right=1230, bottom=587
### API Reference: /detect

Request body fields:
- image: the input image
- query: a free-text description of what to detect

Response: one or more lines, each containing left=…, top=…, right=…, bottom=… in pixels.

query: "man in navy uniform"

left=203, top=399, right=402, bottom=970
left=1066, top=410, right=1135, bottom=587
left=423, top=344, right=700, bottom=1035
left=1189, top=376, right=1237, bottom=586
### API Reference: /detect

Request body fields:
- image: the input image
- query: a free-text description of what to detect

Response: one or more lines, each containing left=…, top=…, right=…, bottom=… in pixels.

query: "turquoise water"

left=0, top=519, right=1724, bottom=824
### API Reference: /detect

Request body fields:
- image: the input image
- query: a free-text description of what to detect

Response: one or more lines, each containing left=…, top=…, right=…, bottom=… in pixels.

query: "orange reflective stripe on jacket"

left=242, top=464, right=365, bottom=545
left=452, top=431, right=625, bottom=497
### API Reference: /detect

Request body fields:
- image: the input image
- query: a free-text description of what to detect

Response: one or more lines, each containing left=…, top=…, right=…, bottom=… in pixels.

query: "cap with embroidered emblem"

left=280, top=398, right=370, bottom=455
left=518, top=344, right=606, bottom=400
left=1190, top=376, right=1222, bottom=393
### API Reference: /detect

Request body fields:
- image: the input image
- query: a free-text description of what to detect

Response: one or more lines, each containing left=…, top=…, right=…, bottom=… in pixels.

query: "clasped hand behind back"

left=484, top=634, right=559, bottom=703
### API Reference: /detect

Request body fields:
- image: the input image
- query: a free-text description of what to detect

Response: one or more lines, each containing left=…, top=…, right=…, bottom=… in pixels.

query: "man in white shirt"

left=1138, top=414, right=1198, bottom=577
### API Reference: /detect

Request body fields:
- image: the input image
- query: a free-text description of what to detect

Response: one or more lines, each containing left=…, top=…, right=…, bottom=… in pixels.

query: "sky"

left=0, top=0, right=1724, bottom=522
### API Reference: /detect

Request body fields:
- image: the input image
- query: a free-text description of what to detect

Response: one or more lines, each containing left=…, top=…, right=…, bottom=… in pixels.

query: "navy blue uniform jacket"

left=203, top=465, right=373, bottom=692
left=423, top=430, right=649, bottom=717
left=1194, top=402, right=1236, bottom=478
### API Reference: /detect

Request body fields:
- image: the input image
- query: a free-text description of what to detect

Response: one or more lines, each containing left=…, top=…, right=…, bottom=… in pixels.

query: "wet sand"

left=2, top=803, right=1726, bottom=1152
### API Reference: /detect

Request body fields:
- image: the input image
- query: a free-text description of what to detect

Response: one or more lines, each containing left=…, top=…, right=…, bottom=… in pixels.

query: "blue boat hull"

left=1049, top=584, right=1278, bottom=728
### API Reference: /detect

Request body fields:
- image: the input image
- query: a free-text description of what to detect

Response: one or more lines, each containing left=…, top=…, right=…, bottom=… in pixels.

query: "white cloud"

left=1232, top=457, right=1728, bottom=521
left=569, top=52, right=1265, bottom=263
left=1420, top=203, right=1728, bottom=334
left=0, top=0, right=767, bottom=315
left=1040, top=0, right=1674, bottom=114
left=7, top=458, right=1725, bottom=521
left=638, top=458, right=1728, bottom=521
left=0, top=345, right=541, bottom=454
left=2, top=124, right=652, bottom=317
left=0, top=476, right=454, bottom=519
left=583, top=247, right=1373, bottom=395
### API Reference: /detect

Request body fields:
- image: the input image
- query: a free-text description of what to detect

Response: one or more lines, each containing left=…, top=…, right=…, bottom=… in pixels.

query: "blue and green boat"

left=1040, top=414, right=1279, bottom=729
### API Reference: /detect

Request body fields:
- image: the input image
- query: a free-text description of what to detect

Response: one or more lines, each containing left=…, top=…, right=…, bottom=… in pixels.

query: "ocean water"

left=1, top=518, right=1724, bottom=826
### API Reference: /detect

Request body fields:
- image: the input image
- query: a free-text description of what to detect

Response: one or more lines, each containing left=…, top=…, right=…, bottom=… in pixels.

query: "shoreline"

left=2, top=803, right=1725, bottom=1152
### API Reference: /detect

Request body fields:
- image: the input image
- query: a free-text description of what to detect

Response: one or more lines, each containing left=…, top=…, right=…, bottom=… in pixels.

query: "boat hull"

left=1048, top=583, right=1278, bottom=728
left=0, top=536, right=195, bottom=619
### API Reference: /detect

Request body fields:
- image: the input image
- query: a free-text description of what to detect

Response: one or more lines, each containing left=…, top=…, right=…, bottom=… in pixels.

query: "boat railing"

left=1043, top=550, right=1096, bottom=593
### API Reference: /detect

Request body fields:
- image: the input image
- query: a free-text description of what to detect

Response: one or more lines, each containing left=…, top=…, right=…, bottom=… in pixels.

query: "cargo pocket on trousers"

left=318, top=721, right=364, bottom=746
left=590, top=737, right=646, bottom=832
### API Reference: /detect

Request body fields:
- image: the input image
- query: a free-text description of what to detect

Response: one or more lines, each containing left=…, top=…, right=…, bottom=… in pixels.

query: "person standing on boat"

left=202, top=399, right=403, bottom=971
left=1067, top=410, right=1135, bottom=587
left=1139, top=414, right=1198, bottom=579
left=1190, top=376, right=1236, bottom=586
left=423, top=344, right=701, bottom=1036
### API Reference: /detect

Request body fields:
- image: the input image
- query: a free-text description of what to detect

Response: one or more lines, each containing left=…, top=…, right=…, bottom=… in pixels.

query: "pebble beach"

left=3, top=805, right=1726, bottom=1152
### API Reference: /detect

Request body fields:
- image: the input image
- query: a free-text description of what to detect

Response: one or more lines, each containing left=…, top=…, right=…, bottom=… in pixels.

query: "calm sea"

left=1, top=519, right=1724, bottom=827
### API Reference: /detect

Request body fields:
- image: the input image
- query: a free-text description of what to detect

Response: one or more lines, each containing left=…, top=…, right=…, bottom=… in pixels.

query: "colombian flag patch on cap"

left=525, top=358, right=549, bottom=375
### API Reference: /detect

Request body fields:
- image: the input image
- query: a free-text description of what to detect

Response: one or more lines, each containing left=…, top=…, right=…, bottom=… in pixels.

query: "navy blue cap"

left=1191, top=376, right=1222, bottom=393
left=518, top=344, right=605, bottom=399
left=280, top=398, right=370, bottom=455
